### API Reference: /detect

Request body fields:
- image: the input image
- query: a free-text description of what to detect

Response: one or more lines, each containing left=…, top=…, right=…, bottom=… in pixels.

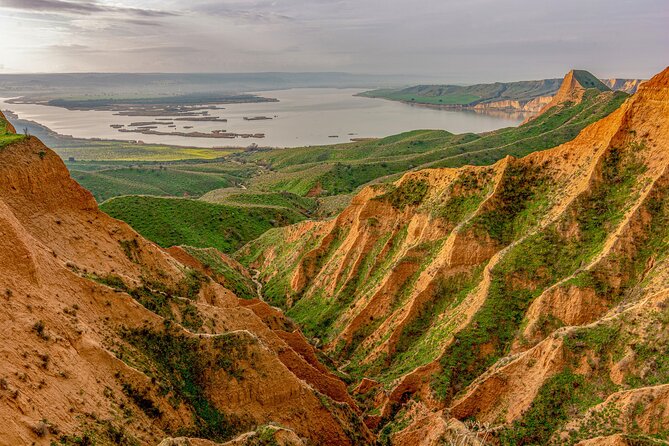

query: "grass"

left=0, top=114, right=25, bottom=148
left=432, top=142, right=647, bottom=402
left=498, top=370, right=592, bottom=445
left=468, top=163, right=551, bottom=244
left=121, top=326, right=251, bottom=441
left=203, top=190, right=318, bottom=218
left=72, top=167, right=237, bottom=202
left=100, top=195, right=305, bottom=253
left=376, top=178, right=429, bottom=210
left=56, top=142, right=236, bottom=162
left=181, top=246, right=257, bottom=300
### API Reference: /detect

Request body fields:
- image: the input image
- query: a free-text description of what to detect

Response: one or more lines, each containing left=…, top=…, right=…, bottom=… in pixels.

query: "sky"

left=0, top=0, right=667, bottom=82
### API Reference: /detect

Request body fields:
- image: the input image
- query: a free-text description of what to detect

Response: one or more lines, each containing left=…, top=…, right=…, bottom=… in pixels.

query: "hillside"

left=100, top=195, right=307, bottom=254
left=531, top=70, right=611, bottom=119
left=0, top=110, right=373, bottom=445
left=241, top=66, right=669, bottom=444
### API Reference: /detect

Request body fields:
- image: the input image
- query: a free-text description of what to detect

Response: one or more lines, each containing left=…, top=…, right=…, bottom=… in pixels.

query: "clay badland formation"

left=0, top=66, right=668, bottom=445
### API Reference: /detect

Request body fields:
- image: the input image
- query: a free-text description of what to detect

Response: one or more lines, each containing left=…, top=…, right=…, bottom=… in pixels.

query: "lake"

left=1, top=88, right=529, bottom=148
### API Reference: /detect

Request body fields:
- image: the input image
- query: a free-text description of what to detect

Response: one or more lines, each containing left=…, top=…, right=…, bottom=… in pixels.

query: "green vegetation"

left=121, top=326, right=251, bottom=441
left=433, top=142, right=646, bottom=402
left=469, top=163, right=551, bottom=244
left=89, top=271, right=207, bottom=331
left=376, top=178, right=429, bottom=210
left=54, top=420, right=139, bottom=446
left=72, top=168, right=236, bottom=202
left=381, top=268, right=483, bottom=382
left=201, top=190, right=318, bottom=218
left=57, top=142, right=236, bottom=162
left=0, top=114, right=25, bottom=148
left=101, top=195, right=305, bottom=253
left=181, top=246, right=257, bottom=300
left=571, top=70, right=610, bottom=91
left=67, top=160, right=258, bottom=202
left=499, top=370, right=593, bottom=445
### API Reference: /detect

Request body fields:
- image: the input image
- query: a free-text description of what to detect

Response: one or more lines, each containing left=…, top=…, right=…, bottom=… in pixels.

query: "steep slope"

left=0, top=111, right=372, bottom=445
left=241, top=66, right=669, bottom=444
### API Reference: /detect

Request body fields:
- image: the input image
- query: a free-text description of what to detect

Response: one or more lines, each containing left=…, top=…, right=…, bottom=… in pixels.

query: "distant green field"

left=72, top=167, right=242, bottom=202
left=202, top=190, right=318, bottom=214
left=100, top=195, right=306, bottom=253
left=54, top=141, right=237, bottom=162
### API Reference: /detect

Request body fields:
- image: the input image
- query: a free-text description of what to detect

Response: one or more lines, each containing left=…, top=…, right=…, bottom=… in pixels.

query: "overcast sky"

left=0, top=0, right=667, bottom=82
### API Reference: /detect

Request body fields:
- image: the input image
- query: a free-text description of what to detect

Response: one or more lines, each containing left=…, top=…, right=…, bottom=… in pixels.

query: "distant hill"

left=360, top=78, right=562, bottom=111
left=569, top=69, right=610, bottom=91
left=361, top=71, right=643, bottom=112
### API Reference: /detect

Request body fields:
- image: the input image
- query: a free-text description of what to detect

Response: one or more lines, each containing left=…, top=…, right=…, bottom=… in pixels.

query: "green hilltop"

left=571, top=69, right=611, bottom=91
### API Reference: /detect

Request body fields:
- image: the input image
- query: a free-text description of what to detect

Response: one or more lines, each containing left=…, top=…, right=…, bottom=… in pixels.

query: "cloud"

left=191, top=1, right=294, bottom=23
left=0, top=0, right=666, bottom=78
left=0, top=0, right=177, bottom=17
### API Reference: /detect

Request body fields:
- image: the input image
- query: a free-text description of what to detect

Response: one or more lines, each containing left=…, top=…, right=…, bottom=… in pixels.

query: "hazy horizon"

left=1, top=0, right=667, bottom=83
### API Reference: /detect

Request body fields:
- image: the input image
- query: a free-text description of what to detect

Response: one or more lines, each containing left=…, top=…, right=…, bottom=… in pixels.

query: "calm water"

left=1, top=88, right=528, bottom=148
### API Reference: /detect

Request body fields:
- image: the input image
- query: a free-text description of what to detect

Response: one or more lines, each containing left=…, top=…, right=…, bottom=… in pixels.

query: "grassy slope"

left=73, top=168, right=237, bottom=202
left=0, top=114, right=25, bottom=147
left=100, top=196, right=305, bottom=253
left=202, top=190, right=318, bottom=214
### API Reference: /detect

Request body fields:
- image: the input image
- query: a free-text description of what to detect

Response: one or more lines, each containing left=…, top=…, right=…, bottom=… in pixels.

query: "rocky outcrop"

left=472, top=95, right=553, bottom=112
left=603, top=78, right=645, bottom=94
left=530, top=69, right=611, bottom=120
